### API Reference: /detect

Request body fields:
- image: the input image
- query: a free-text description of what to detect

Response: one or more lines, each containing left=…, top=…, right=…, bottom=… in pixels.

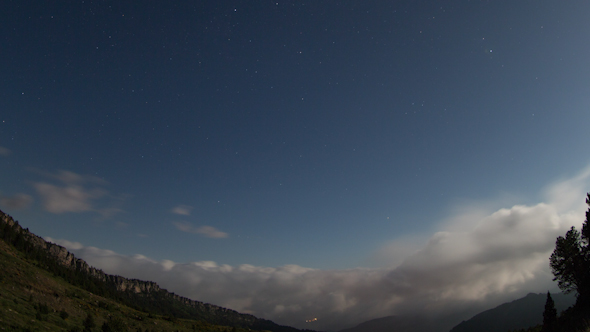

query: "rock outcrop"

left=1, top=210, right=119, bottom=287
left=0, top=209, right=304, bottom=331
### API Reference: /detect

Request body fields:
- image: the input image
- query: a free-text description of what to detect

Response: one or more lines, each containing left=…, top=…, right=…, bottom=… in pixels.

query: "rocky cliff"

left=0, top=209, right=308, bottom=331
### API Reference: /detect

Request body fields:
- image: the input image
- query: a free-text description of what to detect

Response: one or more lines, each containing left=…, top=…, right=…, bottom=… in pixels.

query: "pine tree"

left=542, top=292, right=557, bottom=332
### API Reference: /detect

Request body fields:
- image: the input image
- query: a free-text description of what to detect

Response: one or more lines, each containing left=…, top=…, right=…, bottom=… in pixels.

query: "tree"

left=550, top=193, right=590, bottom=307
left=542, top=292, right=557, bottom=332
left=550, top=227, right=584, bottom=293
left=83, top=312, right=96, bottom=332
left=101, top=316, right=127, bottom=332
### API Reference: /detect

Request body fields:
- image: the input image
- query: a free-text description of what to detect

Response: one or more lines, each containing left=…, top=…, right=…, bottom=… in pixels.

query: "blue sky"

left=2, top=1, right=590, bottom=330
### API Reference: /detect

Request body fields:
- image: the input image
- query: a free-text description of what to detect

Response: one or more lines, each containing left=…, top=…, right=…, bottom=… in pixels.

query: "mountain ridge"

left=0, top=209, right=316, bottom=332
left=337, top=292, right=576, bottom=332
left=449, top=292, right=575, bottom=332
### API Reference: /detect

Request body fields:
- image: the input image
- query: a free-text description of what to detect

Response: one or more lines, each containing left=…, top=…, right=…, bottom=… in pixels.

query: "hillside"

left=0, top=236, right=216, bottom=331
left=449, top=292, right=576, bottom=332
left=0, top=209, right=316, bottom=332
left=337, top=310, right=472, bottom=332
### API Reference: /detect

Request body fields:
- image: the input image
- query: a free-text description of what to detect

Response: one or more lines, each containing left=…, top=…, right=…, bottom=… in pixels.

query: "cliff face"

left=0, top=210, right=264, bottom=327
left=0, top=211, right=121, bottom=289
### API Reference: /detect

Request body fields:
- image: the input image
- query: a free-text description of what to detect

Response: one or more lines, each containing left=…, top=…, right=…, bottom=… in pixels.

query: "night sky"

left=2, top=1, right=590, bottom=330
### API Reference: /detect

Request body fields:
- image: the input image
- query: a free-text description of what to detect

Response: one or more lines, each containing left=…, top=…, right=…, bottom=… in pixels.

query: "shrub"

left=101, top=316, right=127, bottom=332
left=60, top=309, right=69, bottom=320
left=38, top=303, right=50, bottom=315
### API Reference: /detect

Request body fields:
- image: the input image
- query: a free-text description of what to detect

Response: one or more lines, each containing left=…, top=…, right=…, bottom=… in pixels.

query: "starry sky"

left=2, top=1, right=590, bottom=330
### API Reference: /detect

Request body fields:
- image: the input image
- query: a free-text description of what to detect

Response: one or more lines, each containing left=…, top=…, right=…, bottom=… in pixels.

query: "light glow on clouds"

left=47, top=167, right=590, bottom=330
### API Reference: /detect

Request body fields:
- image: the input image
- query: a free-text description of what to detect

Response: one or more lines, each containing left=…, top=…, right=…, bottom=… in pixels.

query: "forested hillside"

left=0, top=209, right=316, bottom=332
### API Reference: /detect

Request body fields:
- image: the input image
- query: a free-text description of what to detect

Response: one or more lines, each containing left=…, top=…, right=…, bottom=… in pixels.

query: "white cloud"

left=171, top=205, right=193, bottom=216
left=0, top=193, right=33, bottom=209
left=53, top=170, right=106, bottom=185
left=49, top=166, right=590, bottom=331
left=0, top=146, right=11, bottom=156
left=46, top=237, right=84, bottom=250
left=385, top=203, right=571, bottom=306
left=370, top=234, right=428, bottom=268
left=173, top=221, right=228, bottom=239
left=544, top=165, right=590, bottom=214
left=34, top=182, right=105, bottom=213
left=32, top=170, right=123, bottom=217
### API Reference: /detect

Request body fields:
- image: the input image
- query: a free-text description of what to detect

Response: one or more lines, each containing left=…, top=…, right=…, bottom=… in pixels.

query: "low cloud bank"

left=48, top=167, right=590, bottom=330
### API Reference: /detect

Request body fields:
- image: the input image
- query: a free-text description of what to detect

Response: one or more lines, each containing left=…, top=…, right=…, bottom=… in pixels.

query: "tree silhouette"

left=542, top=292, right=557, bottom=332
left=549, top=193, right=590, bottom=307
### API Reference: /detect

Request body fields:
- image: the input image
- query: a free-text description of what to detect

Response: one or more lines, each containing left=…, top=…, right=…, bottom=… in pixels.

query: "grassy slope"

left=0, top=238, right=263, bottom=332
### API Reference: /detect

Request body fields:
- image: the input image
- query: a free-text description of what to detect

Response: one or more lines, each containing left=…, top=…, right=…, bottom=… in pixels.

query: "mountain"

left=449, top=292, right=576, bottom=332
left=337, top=311, right=472, bottom=332
left=338, top=293, right=576, bottom=332
left=338, top=315, right=438, bottom=332
left=0, top=209, right=317, bottom=332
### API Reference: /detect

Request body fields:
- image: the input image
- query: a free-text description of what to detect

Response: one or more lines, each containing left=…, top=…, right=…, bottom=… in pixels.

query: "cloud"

left=384, top=203, right=571, bottom=308
left=173, top=221, right=228, bottom=239
left=48, top=166, right=590, bottom=331
left=171, top=205, right=193, bottom=216
left=171, top=205, right=227, bottom=238
left=0, top=146, right=11, bottom=156
left=46, top=237, right=84, bottom=250
left=370, top=234, right=428, bottom=268
left=0, top=193, right=33, bottom=209
left=544, top=165, right=590, bottom=214
left=34, top=182, right=106, bottom=213
left=32, top=169, right=123, bottom=216
left=31, top=169, right=107, bottom=186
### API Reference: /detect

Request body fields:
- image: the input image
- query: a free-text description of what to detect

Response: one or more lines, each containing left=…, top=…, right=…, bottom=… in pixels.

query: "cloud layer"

left=47, top=167, right=590, bottom=330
